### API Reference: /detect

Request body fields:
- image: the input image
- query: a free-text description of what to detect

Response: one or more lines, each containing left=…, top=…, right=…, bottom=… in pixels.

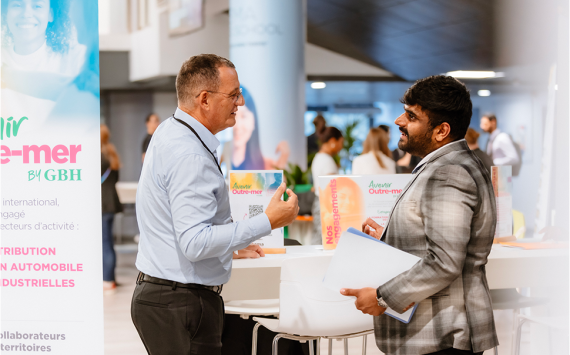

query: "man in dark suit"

left=342, top=76, right=498, bottom=355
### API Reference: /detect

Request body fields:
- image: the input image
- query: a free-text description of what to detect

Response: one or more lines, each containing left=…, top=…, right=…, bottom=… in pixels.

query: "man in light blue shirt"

left=131, top=54, right=299, bottom=355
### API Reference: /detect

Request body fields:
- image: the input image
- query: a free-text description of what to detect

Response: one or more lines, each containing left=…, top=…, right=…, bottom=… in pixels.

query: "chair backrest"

left=277, top=255, right=373, bottom=336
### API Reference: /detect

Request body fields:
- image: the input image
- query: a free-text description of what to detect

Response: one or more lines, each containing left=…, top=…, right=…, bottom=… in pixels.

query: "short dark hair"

left=482, top=113, right=497, bottom=122
left=313, top=114, right=326, bottom=126
left=176, top=54, right=235, bottom=105
left=400, top=75, right=472, bottom=141
left=319, top=126, right=343, bottom=143
left=378, top=124, right=390, bottom=133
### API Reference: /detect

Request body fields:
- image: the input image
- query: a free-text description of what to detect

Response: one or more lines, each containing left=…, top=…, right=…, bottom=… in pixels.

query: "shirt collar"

left=413, top=139, right=466, bottom=173
left=174, top=107, right=220, bottom=153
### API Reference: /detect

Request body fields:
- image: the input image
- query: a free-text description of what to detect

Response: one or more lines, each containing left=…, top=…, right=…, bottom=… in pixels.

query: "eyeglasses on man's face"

left=195, top=87, right=243, bottom=103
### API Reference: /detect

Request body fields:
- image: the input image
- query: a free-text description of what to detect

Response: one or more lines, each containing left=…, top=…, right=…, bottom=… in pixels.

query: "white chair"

left=252, top=255, right=374, bottom=355
left=513, top=314, right=567, bottom=355
left=224, top=299, right=280, bottom=319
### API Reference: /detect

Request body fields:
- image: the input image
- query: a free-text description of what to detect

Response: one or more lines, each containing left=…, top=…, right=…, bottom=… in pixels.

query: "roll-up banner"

left=1, top=1, right=103, bottom=354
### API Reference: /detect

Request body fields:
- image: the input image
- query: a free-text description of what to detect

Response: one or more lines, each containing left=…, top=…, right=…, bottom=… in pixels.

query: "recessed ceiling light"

left=446, top=71, right=504, bottom=79
left=311, top=82, right=326, bottom=89
left=478, top=90, right=491, bottom=97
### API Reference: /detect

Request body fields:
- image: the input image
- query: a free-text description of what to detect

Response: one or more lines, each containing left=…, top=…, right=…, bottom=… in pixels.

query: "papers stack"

left=323, top=228, right=421, bottom=323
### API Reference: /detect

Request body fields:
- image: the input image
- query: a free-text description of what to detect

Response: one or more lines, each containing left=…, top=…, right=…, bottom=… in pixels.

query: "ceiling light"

left=478, top=90, right=491, bottom=97
left=311, top=82, right=326, bottom=89
left=446, top=71, right=504, bottom=79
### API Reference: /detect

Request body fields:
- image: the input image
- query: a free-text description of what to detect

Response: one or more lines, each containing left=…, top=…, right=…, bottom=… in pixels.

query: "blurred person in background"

left=379, top=124, right=391, bottom=134
left=100, top=124, right=123, bottom=294
left=480, top=113, right=520, bottom=167
left=307, top=113, right=327, bottom=157
left=142, top=113, right=161, bottom=162
left=465, top=127, right=493, bottom=172
left=311, top=127, right=343, bottom=244
left=353, top=127, right=395, bottom=174
left=392, top=148, right=422, bottom=174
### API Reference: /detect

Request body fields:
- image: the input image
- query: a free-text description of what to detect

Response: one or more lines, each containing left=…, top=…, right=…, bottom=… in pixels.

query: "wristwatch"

left=376, top=289, right=388, bottom=308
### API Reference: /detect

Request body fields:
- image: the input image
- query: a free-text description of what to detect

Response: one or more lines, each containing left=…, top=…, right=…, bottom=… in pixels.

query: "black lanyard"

left=173, top=116, right=223, bottom=176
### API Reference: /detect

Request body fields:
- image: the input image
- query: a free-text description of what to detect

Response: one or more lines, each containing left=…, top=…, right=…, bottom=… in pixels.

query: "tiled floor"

left=104, top=245, right=535, bottom=355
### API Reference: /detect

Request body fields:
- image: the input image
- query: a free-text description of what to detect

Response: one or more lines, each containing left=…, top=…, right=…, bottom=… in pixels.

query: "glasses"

left=195, top=87, right=243, bottom=103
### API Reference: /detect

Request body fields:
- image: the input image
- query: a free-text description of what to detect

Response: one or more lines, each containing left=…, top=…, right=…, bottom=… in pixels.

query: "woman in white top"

left=352, top=127, right=396, bottom=175
left=311, top=127, right=344, bottom=245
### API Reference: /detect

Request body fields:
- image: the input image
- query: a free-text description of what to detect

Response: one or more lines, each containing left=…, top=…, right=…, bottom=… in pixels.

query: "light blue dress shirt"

left=135, top=108, right=272, bottom=285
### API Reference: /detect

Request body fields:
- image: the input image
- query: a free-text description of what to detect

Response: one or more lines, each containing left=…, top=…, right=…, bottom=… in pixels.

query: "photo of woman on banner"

left=231, top=86, right=290, bottom=170
left=1, top=0, right=98, bottom=126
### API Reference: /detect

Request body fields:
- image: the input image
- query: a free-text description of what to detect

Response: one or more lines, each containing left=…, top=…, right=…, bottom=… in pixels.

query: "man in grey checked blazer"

left=342, top=76, right=498, bottom=355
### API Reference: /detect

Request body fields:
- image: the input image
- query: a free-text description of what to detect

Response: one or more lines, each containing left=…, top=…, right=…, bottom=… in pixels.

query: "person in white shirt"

left=1, top=0, right=86, bottom=125
left=311, top=126, right=343, bottom=245
left=480, top=114, right=520, bottom=166
left=352, top=127, right=396, bottom=175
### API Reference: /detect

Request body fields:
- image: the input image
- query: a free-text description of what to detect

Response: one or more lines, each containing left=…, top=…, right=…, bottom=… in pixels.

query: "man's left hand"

left=340, top=287, right=386, bottom=316
left=233, top=244, right=265, bottom=259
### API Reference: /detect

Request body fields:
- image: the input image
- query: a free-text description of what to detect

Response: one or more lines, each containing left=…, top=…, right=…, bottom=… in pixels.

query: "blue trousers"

left=102, top=213, right=116, bottom=282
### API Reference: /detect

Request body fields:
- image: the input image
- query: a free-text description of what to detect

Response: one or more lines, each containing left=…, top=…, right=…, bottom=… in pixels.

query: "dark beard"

left=398, top=127, right=434, bottom=157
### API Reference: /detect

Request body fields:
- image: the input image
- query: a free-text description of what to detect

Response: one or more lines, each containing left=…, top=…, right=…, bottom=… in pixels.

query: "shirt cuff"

left=248, top=212, right=272, bottom=239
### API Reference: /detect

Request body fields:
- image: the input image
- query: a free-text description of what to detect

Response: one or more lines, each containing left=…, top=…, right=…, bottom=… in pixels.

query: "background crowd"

left=99, top=107, right=522, bottom=291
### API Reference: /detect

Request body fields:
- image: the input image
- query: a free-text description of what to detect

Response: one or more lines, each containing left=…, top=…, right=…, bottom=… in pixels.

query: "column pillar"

left=229, top=0, right=307, bottom=170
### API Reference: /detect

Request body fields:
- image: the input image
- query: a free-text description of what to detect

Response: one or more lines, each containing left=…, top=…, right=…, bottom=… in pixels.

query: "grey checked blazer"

left=375, top=140, right=498, bottom=355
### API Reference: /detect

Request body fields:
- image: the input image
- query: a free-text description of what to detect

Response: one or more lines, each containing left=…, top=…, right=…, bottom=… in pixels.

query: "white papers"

left=323, top=228, right=421, bottom=323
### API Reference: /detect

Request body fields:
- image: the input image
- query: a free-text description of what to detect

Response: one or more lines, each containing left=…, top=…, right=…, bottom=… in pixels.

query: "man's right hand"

left=265, top=183, right=299, bottom=229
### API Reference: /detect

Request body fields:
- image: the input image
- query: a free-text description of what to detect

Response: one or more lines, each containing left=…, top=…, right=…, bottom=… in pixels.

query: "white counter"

left=222, top=244, right=568, bottom=301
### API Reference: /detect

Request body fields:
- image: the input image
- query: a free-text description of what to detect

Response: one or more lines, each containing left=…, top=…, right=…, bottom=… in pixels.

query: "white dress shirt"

left=486, top=129, right=520, bottom=166
left=311, top=153, right=339, bottom=196
left=352, top=151, right=396, bottom=175
left=135, top=108, right=272, bottom=285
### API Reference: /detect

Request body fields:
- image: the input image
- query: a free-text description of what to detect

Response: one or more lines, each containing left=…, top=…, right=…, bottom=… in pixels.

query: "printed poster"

left=491, top=166, right=513, bottom=237
left=1, top=0, right=103, bottom=354
left=229, top=170, right=284, bottom=248
left=318, top=174, right=413, bottom=250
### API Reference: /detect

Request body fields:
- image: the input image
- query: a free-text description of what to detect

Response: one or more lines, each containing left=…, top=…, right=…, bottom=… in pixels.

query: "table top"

left=232, top=244, right=568, bottom=269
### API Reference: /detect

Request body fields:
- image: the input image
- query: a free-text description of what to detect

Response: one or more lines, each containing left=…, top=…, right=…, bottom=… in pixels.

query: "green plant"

left=342, top=120, right=360, bottom=155
left=283, top=163, right=311, bottom=190
left=339, top=120, right=361, bottom=172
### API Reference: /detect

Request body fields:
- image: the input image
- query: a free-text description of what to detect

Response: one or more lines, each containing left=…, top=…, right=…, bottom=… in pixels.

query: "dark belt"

left=136, top=272, right=223, bottom=294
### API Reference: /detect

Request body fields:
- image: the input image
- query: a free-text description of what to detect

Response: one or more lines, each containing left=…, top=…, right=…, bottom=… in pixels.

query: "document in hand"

left=323, top=228, right=421, bottom=324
